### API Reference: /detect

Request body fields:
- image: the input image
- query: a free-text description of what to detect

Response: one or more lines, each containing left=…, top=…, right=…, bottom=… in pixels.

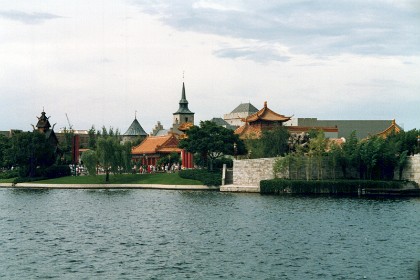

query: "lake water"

left=0, top=189, right=419, bottom=279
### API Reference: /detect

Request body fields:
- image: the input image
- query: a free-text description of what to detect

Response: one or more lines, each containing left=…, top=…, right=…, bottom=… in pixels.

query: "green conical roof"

left=123, top=118, right=147, bottom=136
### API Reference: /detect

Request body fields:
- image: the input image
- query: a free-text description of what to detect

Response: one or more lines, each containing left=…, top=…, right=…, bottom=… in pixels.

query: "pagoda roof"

left=36, top=110, right=51, bottom=130
left=235, top=124, right=338, bottom=140
left=234, top=123, right=263, bottom=139
left=375, top=119, right=401, bottom=138
left=230, top=103, right=259, bottom=114
left=178, top=122, right=194, bottom=132
left=244, top=101, right=291, bottom=123
left=123, top=118, right=147, bottom=136
left=132, top=134, right=181, bottom=155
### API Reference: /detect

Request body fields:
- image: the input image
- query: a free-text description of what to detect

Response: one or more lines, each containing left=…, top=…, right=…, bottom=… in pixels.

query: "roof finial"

left=182, top=70, right=185, bottom=81
left=43, top=106, right=45, bottom=112
left=264, top=101, right=267, bottom=108
left=135, top=110, right=137, bottom=119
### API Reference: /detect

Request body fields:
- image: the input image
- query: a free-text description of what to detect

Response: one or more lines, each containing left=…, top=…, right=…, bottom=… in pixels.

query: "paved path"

left=0, top=183, right=219, bottom=191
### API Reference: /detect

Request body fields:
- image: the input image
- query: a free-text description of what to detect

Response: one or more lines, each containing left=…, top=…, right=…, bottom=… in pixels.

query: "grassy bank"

left=33, top=173, right=202, bottom=185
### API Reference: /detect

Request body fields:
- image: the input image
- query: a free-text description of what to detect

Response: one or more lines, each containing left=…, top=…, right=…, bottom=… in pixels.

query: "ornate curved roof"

left=132, top=134, right=181, bottom=155
left=178, top=122, right=194, bottom=132
left=36, top=111, right=51, bottom=130
left=244, top=101, right=291, bottom=123
left=375, top=119, right=401, bottom=138
left=123, top=118, right=147, bottom=136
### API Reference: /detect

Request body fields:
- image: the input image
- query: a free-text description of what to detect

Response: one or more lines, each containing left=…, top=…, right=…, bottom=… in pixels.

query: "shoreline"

left=0, top=183, right=219, bottom=191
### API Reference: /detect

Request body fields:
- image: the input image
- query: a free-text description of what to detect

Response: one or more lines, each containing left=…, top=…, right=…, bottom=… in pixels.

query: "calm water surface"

left=0, top=189, right=419, bottom=279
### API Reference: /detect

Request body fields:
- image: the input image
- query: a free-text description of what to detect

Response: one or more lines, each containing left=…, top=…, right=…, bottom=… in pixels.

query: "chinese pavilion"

left=131, top=133, right=181, bottom=166
left=235, top=101, right=292, bottom=139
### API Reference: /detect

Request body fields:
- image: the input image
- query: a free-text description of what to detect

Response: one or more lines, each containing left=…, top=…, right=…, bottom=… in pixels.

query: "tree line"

left=274, top=128, right=420, bottom=181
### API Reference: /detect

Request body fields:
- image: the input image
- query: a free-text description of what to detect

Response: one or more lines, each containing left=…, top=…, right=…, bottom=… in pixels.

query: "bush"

left=260, top=179, right=406, bottom=195
left=42, top=165, right=71, bottom=179
left=212, top=157, right=233, bottom=169
left=0, top=170, right=19, bottom=179
left=12, top=176, right=47, bottom=184
left=179, top=169, right=222, bottom=186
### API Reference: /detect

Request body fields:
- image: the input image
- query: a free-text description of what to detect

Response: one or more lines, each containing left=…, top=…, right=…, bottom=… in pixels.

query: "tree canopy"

left=7, top=131, right=56, bottom=177
left=179, top=121, right=246, bottom=170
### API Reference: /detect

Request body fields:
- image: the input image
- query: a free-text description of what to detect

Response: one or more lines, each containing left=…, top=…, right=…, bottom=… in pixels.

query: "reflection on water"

left=0, top=189, right=419, bottom=279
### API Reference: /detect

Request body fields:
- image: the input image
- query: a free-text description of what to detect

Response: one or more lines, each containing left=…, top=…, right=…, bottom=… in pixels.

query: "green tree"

left=88, top=125, right=97, bottom=149
left=339, top=131, right=359, bottom=178
left=7, top=131, right=56, bottom=177
left=308, top=131, right=327, bottom=180
left=0, top=134, right=11, bottom=168
left=179, top=121, right=246, bottom=170
left=59, top=127, right=74, bottom=164
left=96, top=137, right=119, bottom=182
left=81, top=150, right=97, bottom=176
left=260, top=125, right=290, bottom=157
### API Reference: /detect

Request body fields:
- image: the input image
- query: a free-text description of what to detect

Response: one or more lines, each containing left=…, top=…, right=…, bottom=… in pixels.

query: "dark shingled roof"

left=123, top=118, right=147, bottom=136
left=230, top=103, right=258, bottom=114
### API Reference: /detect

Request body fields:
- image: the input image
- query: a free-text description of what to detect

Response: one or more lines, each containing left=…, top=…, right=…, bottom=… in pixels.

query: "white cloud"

left=0, top=10, right=61, bottom=24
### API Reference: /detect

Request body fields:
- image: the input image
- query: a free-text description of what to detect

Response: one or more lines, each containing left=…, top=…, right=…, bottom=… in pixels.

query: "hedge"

left=42, top=165, right=71, bottom=179
left=179, top=169, right=222, bottom=186
left=260, top=179, right=406, bottom=195
left=0, top=170, right=19, bottom=179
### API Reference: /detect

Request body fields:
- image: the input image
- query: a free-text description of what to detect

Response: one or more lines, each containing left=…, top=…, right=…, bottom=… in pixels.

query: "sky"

left=0, top=0, right=419, bottom=134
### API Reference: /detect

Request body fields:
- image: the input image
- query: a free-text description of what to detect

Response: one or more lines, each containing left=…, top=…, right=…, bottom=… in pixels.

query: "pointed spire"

left=181, top=82, right=187, bottom=103
left=174, top=82, right=193, bottom=114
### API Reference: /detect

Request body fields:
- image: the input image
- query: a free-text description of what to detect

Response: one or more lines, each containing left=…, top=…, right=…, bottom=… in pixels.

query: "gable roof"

left=230, top=103, right=259, bottom=114
left=244, top=101, right=291, bottom=123
left=131, top=134, right=181, bottom=155
left=123, top=118, right=147, bottom=136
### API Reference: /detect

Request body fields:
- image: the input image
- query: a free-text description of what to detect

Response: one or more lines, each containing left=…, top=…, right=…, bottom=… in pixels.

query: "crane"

left=65, top=113, right=73, bottom=131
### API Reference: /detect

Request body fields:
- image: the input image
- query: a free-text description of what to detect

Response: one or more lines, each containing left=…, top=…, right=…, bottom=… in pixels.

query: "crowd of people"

left=134, top=162, right=181, bottom=174
left=69, top=162, right=183, bottom=176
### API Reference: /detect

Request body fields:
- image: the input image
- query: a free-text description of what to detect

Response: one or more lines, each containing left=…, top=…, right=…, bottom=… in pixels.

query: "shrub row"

left=42, top=165, right=71, bottom=179
left=11, top=165, right=71, bottom=184
left=260, top=179, right=406, bottom=195
left=0, top=170, right=19, bottom=179
left=179, top=169, right=222, bottom=186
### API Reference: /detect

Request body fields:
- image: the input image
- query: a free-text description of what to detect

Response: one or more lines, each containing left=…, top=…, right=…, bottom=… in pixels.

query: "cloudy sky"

left=1, top=0, right=419, bottom=133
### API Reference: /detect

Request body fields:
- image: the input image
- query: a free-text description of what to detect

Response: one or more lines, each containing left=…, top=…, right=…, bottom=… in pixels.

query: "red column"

left=189, top=152, right=194, bottom=168
left=185, top=151, right=190, bottom=169
left=181, top=150, right=186, bottom=169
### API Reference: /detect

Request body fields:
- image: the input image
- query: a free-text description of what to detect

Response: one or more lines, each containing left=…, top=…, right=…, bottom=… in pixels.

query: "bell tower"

left=172, top=82, right=194, bottom=134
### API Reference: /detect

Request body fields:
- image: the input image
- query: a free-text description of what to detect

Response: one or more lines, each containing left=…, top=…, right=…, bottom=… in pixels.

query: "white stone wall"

left=399, top=155, right=420, bottom=186
left=233, top=155, right=420, bottom=188
left=233, top=158, right=278, bottom=186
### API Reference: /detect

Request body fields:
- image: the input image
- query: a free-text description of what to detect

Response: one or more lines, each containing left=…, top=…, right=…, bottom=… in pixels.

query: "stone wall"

left=233, top=155, right=420, bottom=187
left=233, top=158, right=278, bottom=186
left=399, top=155, right=420, bottom=186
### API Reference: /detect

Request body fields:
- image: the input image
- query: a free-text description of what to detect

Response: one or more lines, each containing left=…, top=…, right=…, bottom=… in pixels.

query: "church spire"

left=174, top=82, right=193, bottom=114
